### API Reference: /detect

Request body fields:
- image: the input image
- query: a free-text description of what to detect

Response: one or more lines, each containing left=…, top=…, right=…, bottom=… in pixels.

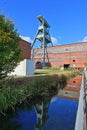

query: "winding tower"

left=31, top=15, right=53, bottom=68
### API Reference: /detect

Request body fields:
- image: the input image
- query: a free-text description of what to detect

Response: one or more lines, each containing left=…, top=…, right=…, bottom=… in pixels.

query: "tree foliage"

left=0, top=15, right=22, bottom=80
left=84, top=62, right=87, bottom=67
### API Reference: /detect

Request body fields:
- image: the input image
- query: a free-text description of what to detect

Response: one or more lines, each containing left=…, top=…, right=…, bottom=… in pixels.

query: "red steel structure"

left=32, top=42, right=87, bottom=69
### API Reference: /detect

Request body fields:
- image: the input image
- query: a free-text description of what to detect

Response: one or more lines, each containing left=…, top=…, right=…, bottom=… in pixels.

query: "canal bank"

left=0, top=74, right=68, bottom=114
left=74, top=71, right=87, bottom=130
left=84, top=71, right=87, bottom=130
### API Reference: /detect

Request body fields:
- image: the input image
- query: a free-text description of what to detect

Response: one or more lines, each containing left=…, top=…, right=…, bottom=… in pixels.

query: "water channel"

left=0, top=96, right=78, bottom=130
left=0, top=75, right=82, bottom=130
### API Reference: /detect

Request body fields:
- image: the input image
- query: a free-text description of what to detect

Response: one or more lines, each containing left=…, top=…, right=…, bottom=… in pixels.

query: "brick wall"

left=32, top=42, right=87, bottom=68
left=19, top=39, right=31, bottom=59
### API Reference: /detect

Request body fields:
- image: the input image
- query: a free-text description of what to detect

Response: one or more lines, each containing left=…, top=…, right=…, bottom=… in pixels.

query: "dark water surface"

left=0, top=96, right=78, bottom=130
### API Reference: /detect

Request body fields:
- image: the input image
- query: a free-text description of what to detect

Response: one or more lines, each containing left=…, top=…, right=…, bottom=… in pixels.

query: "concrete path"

left=84, top=71, right=87, bottom=130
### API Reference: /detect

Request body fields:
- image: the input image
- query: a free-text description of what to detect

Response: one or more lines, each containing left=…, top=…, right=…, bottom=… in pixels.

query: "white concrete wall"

left=10, top=59, right=34, bottom=76
left=26, top=59, right=34, bottom=75
left=75, top=75, right=84, bottom=130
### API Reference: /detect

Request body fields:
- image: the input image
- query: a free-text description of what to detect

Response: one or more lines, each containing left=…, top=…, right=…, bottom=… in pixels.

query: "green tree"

left=0, top=15, right=22, bottom=80
left=84, top=62, right=87, bottom=69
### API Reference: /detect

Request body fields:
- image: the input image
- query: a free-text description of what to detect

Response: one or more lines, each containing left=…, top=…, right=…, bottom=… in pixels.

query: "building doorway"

left=35, top=61, right=42, bottom=69
left=64, top=64, right=70, bottom=69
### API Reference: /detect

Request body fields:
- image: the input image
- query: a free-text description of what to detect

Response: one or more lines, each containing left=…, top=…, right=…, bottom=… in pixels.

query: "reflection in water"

left=0, top=96, right=78, bottom=130
left=0, top=96, right=50, bottom=130
left=42, top=97, right=78, bottom=130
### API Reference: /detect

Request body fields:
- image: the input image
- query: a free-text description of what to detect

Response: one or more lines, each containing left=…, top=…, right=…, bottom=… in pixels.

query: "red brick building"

left=10, top=39, right=35, bottom=76
left=32, top=42, right=87, bottom=69
left=19, top=39, right=31, bottom=59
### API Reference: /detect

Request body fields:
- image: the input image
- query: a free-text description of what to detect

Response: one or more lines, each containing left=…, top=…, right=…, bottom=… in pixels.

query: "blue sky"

left=0, top=0, right=87, bottom=46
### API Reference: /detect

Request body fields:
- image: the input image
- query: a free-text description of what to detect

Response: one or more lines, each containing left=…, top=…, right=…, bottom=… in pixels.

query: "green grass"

left=34, top=68, right=72, bottom=75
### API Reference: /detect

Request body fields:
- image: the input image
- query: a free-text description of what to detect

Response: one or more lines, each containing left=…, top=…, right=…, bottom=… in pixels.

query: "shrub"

left=0, top=74, right=68, bottom=114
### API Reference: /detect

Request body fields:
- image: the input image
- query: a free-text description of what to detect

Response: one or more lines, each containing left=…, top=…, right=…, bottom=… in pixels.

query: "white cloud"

left=20, top=35, right=59, bottom=46
left=51, top=36, right=58, bottom=45
left=20, top=35, right=33, bottom=43
left=82, top=36, right=87, bottom=42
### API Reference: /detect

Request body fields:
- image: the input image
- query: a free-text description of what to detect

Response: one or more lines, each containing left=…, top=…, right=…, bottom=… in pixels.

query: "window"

left=73, top=60, right=75, bottom=62
left=73, top=81, right=76, bottom=83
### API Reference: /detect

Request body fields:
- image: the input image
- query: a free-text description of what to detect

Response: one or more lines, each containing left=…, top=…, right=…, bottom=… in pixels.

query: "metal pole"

left=43, top=19, right=45, bottom=68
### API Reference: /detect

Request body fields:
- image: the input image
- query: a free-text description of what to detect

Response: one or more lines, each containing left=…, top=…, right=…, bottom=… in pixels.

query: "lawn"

left=34, top=68, right=72, bottom=75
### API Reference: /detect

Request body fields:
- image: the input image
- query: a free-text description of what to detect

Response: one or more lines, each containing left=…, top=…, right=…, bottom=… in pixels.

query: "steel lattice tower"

left=31, top=15, right=53, bottom=68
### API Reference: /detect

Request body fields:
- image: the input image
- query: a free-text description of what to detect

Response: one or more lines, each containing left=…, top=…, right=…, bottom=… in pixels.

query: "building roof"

left=21, top=38, right=31, bottom=45
left=50, top=41, right=87, bottom=48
